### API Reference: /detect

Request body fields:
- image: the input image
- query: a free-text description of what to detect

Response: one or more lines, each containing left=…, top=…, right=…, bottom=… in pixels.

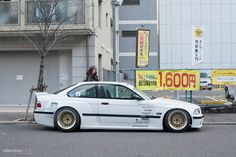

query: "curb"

left=0, top=119, right=36, bottom=125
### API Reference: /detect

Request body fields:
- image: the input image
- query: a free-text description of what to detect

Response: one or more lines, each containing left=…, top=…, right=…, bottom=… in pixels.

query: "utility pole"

left=111, top=0, right=122, bottom=81
left=157, top=0, right=160, bottom=69
left=112, top=0, right=117, bottom=81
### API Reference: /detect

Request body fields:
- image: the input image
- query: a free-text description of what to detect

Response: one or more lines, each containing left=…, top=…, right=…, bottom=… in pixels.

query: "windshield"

left=200, top=73, right=208, bottom=78
left=53, top=84, right=76, bottom=94
left=133, top=87, right=153, bottom=100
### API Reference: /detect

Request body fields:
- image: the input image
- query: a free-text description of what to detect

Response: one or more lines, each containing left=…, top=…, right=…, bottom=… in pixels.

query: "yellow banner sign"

left=136, top=29, right=150, bottom=68
left=136, top=70, right=200, bottom=91
left=212, top=70, right=236, bottom=85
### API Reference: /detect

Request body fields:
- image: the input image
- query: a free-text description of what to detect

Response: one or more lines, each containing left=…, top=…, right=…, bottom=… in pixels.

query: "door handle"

left=101, top=102, right=109, bottom=105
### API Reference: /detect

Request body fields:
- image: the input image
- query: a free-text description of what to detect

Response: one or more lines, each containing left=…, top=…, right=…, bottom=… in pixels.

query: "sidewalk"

left=0, top=105, right=34, bottom=113
left=0, top=106, right=236, bottom=125
left=0, top=106, right=34, bottom=123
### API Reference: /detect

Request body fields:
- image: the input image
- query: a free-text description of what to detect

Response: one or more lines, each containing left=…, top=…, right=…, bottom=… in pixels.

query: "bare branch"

left=21, top=33, right=42, bottom=56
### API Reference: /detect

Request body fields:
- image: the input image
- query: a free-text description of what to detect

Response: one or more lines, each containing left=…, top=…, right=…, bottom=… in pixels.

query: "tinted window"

left=200, top=73, right=208, bottom=78
left=123, top=0, right=140, bottom=5
left=122, top=31, right=136, bottom=37
left=68, top=85, right=97, bottom=98
left=98, top=85, right=141, bottom=99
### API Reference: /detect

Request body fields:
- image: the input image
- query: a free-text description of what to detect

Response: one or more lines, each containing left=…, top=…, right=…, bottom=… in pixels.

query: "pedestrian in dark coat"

left=85, top=66, right=99, bottom=81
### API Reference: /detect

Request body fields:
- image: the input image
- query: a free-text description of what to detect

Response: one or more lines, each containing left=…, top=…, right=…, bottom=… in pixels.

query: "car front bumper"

left=200, top=84, right=212, bottom=89
left=191, top=115, right=204, bottom=128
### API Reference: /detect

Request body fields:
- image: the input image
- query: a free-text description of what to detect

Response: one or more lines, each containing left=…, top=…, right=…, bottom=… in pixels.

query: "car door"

left=67, top=84, right=100, bottom=125
left=97, top=84, right=153, bottom=127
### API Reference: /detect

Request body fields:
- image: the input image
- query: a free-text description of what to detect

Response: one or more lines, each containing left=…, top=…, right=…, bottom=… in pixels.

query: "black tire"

left=54, top=108, right=80, bottom=132
left=225, top=87, right=230, bottom=99
left=164, top=109, right=190, bottom=133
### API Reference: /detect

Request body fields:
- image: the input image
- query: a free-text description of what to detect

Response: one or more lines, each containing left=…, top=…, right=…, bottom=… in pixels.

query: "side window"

left=68, top=85, right=98, bottom=98
left=98, top=85, right=140, bottom=99
left=117, top=86, right=135, bottom=99
left=98, top=85, right=114, bottom=99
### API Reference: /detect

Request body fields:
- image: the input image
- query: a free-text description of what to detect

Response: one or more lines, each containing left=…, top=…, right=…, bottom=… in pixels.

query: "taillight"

left=36, top=102, right=42, bottom=108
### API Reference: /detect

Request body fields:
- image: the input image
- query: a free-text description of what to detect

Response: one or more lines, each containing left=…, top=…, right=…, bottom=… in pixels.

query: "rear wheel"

left=164, top=109, right=190, bottom=132
left=54, top=108, right=80, bottom=132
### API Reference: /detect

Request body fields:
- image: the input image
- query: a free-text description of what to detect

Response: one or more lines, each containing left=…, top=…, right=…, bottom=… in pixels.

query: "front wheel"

left=164, top=109, right=190, bottom=132
left=54, top=108, right=80, bottom=132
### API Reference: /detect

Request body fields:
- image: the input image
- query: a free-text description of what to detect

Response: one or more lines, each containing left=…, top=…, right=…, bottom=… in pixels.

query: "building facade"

left=160, top=0, right=236, bottom=70
left=0, top=0, right=118, bottom=104
left=119, top=0, right=236, bottom=79
left=119, top=0, right=159, bottom=80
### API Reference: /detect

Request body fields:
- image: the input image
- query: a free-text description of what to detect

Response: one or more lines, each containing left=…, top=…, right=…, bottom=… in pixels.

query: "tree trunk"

left=37, top=56, right=45, bottom=92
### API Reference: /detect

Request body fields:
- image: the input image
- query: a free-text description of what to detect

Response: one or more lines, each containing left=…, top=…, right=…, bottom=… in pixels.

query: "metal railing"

left=0, top=0, right=85, bottom=26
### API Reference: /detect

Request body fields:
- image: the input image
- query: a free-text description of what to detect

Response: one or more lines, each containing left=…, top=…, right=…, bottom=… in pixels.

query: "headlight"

left=193, top=108, right=201, bottom=115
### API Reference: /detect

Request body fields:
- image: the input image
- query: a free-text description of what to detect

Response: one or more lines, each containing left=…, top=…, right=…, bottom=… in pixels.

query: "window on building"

left=123, top=0, right=140, bottom=5
left=0, top=0, right=19, bottom=25
left=106, top=13, right=109, bottom=27
left=122, top=31, right=136, bottom=37
left=98, top=0, right=102, bottom=28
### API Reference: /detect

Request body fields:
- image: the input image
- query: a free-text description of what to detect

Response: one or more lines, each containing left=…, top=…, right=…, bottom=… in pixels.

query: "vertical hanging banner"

left=136, top=29, right=150, bottom=68
left=192, top=27, right=204, bottom=65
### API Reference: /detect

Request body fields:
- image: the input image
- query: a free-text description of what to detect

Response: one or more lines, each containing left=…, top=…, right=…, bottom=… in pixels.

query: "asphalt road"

left=1, top=124, right=236, bottom=157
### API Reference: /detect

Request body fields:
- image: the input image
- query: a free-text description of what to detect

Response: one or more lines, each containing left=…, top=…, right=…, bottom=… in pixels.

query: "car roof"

left=77, top=81, right=131, bottom=86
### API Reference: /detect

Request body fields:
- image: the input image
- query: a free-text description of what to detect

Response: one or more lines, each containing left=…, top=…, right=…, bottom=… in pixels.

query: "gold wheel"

left=167, top=110, right=188, bottom=131
left=57, top=110, right=76, bottom=130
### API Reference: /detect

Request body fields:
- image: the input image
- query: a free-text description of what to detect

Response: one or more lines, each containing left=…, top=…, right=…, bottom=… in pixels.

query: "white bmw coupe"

left=34, top=82, right=203, bottom=132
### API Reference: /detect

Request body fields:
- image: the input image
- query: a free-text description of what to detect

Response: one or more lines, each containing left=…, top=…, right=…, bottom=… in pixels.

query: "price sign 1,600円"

left=136, top=70, right=200, bottom=91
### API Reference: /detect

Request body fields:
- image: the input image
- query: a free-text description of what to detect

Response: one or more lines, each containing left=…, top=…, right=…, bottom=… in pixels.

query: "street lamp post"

left=112, top=0, right=117, bottom=81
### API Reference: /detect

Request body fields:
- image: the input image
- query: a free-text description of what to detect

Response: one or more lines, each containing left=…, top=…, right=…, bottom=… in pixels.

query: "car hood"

left=149, top=98, right=199, bottom=110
